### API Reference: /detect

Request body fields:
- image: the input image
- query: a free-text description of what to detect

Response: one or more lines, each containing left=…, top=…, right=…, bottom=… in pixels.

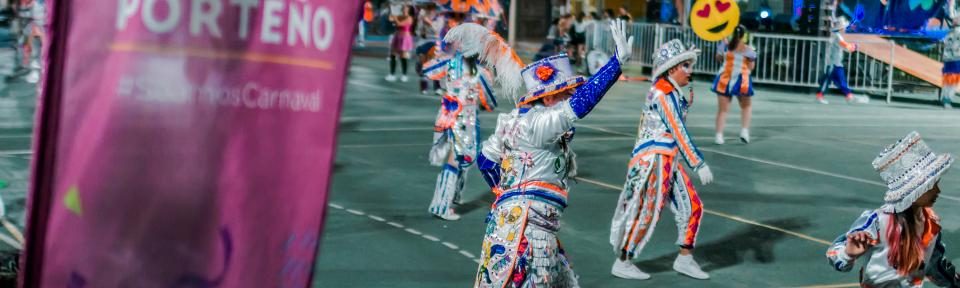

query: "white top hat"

left=872, top=131, right=954, bottom=213
left=517, top=54, right=586, bottom=106
left=652, top=39, right=700, bottom=78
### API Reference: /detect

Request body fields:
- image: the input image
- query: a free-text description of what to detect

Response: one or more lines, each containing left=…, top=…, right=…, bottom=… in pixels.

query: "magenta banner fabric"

left=24, top=1, right=359, bottom=287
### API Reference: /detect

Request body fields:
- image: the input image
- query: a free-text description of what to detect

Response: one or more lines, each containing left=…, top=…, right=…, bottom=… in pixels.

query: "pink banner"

left=24, top=1, right=359, bottom=287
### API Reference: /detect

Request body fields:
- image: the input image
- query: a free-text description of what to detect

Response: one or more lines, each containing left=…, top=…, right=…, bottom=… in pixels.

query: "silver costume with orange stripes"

left=610, top=77, right=707, bottom=259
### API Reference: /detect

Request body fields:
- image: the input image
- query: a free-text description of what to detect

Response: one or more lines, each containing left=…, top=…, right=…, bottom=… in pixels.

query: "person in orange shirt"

left=356, top=0, right=374, bottom=47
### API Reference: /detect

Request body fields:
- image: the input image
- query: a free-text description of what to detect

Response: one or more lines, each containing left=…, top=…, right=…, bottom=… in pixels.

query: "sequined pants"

left=609, top=153, right=703, bottom=259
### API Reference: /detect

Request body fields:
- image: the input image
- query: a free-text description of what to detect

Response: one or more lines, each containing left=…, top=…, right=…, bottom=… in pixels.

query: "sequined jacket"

left=426, top=54, right=497, bottom=166
left=476, top=55, right=622, bottom=195
left=632, top=77, right=705, bottom=170
left=826, top=209, right=959, bottom=288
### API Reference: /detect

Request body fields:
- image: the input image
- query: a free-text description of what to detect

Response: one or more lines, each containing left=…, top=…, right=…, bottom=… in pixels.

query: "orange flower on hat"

left=536, top=65, right=555, bottom=82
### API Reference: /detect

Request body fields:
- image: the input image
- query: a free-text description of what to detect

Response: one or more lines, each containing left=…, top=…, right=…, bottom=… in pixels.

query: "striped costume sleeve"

left=655, top=91, right=705, bottom=169
left=826, top=210, right=880, bottom=272
left=423, top=56, right=450, bottom=81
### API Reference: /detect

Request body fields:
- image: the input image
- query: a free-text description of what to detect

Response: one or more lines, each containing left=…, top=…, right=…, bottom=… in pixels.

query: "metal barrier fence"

left=586, top=23, right=900, bottom=101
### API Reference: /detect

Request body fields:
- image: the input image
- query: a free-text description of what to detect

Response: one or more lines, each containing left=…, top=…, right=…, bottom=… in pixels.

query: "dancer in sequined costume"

left=608, top=39, right=715, bottom=281
left=443, top=20, right=633, bottom=287
left=425, top=50, right=498, bottom=221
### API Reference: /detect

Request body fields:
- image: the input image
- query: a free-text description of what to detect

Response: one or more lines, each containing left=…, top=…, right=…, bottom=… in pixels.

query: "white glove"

left=697, top=164, right=714, bottom=185
left=610, top=19, right=634, bottom=65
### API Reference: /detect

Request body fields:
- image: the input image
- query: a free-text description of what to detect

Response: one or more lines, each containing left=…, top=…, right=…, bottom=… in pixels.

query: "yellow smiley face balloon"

left=690, top=0, right=740, bottom=42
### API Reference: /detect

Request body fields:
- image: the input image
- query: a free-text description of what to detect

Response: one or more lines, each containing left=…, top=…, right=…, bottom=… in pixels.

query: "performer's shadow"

left=457, top=191, right=496, bottom=215
left=635, top=217, right=811, bottom=273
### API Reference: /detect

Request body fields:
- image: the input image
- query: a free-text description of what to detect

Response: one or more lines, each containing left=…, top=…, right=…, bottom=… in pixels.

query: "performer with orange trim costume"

left=815, top=17, right=867, bottom=105
left=425, top=47, right=498, bottom=220
left=609, top=39, right=714, bottom=281
left=444, top=20, right=632, bottom=287
left=941, top=1, right=960, bottom=109
left=711, top=25, right=756, bottom=145
left=826, top=131, right=959, bottom=287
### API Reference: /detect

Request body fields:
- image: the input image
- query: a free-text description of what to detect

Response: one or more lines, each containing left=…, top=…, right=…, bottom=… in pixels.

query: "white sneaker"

left=611, top=259, right=651, bottom=280
left=739, top=129, right=750, bottom=144
left=435, top=89, right=445, bottom=95
left=25, top=70, right=39, bottom=83
left=385, top=74, right=397, bottom=82
left=434, top=211, right=460, bottom=221
left=845, top=94, right=869, bottom=104
left=714, top=133, right=725, bottom=145
left=400, top=75, right=409, bottom=82
left=673, top=254, right=709, bottom=280
left=816, top=98, right=829, bottom=105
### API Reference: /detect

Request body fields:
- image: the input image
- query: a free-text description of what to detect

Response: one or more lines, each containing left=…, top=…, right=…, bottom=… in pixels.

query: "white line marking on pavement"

left=458, top=250, right=476, bottom=258
left=0, top=150, right=32, bottom=156
left=442, top=242, right=459, bottom=250
left=574, top=176, right=834, bottom=246
left=331, top=203, right=477, bottom=262
left=699, top=147, right=885, bottom=186
left=345, top=209, right=366, bottom=216
left=577, top=124, right=960, bottom=204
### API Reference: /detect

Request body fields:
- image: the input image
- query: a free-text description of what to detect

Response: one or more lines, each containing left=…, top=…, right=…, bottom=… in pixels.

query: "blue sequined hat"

left=518, top=54, right=586, bottom=106
left=873, top=131, right=953, bottom=213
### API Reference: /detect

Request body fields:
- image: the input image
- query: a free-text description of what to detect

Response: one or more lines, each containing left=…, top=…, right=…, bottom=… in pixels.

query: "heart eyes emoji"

left=696, top=0, right=732, bottom=18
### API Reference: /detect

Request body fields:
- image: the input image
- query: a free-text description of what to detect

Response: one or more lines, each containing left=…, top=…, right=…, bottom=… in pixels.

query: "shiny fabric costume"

left=473, top=55, right=622, bottom=288
left=940, top=0, right=960, bottom=105
left=426, top=54, right=497, bottom=216
left=826, top=208, right=959, bottom=287
left=609, top=77, right=706, bottom=259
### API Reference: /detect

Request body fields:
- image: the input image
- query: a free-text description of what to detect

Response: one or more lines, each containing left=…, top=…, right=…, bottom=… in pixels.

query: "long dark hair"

left=465, top=55, right=479, bottom=76
left=887, top=206, right=924, bottom=275
left=728, top=25, right=748, bottom=52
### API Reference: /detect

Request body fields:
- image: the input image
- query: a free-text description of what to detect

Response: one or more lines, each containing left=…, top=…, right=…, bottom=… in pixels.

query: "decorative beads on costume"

left=869, top=131, right=954, bottom=213
left=569, top=55, right=622, bottom=119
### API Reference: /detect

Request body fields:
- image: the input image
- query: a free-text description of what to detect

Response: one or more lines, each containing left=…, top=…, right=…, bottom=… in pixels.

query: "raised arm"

left=567, top=19, right=633, bottom=119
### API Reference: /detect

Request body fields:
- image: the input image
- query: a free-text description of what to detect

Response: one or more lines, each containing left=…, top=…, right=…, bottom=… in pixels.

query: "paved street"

left=313, top=54, right=960, bottom=287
